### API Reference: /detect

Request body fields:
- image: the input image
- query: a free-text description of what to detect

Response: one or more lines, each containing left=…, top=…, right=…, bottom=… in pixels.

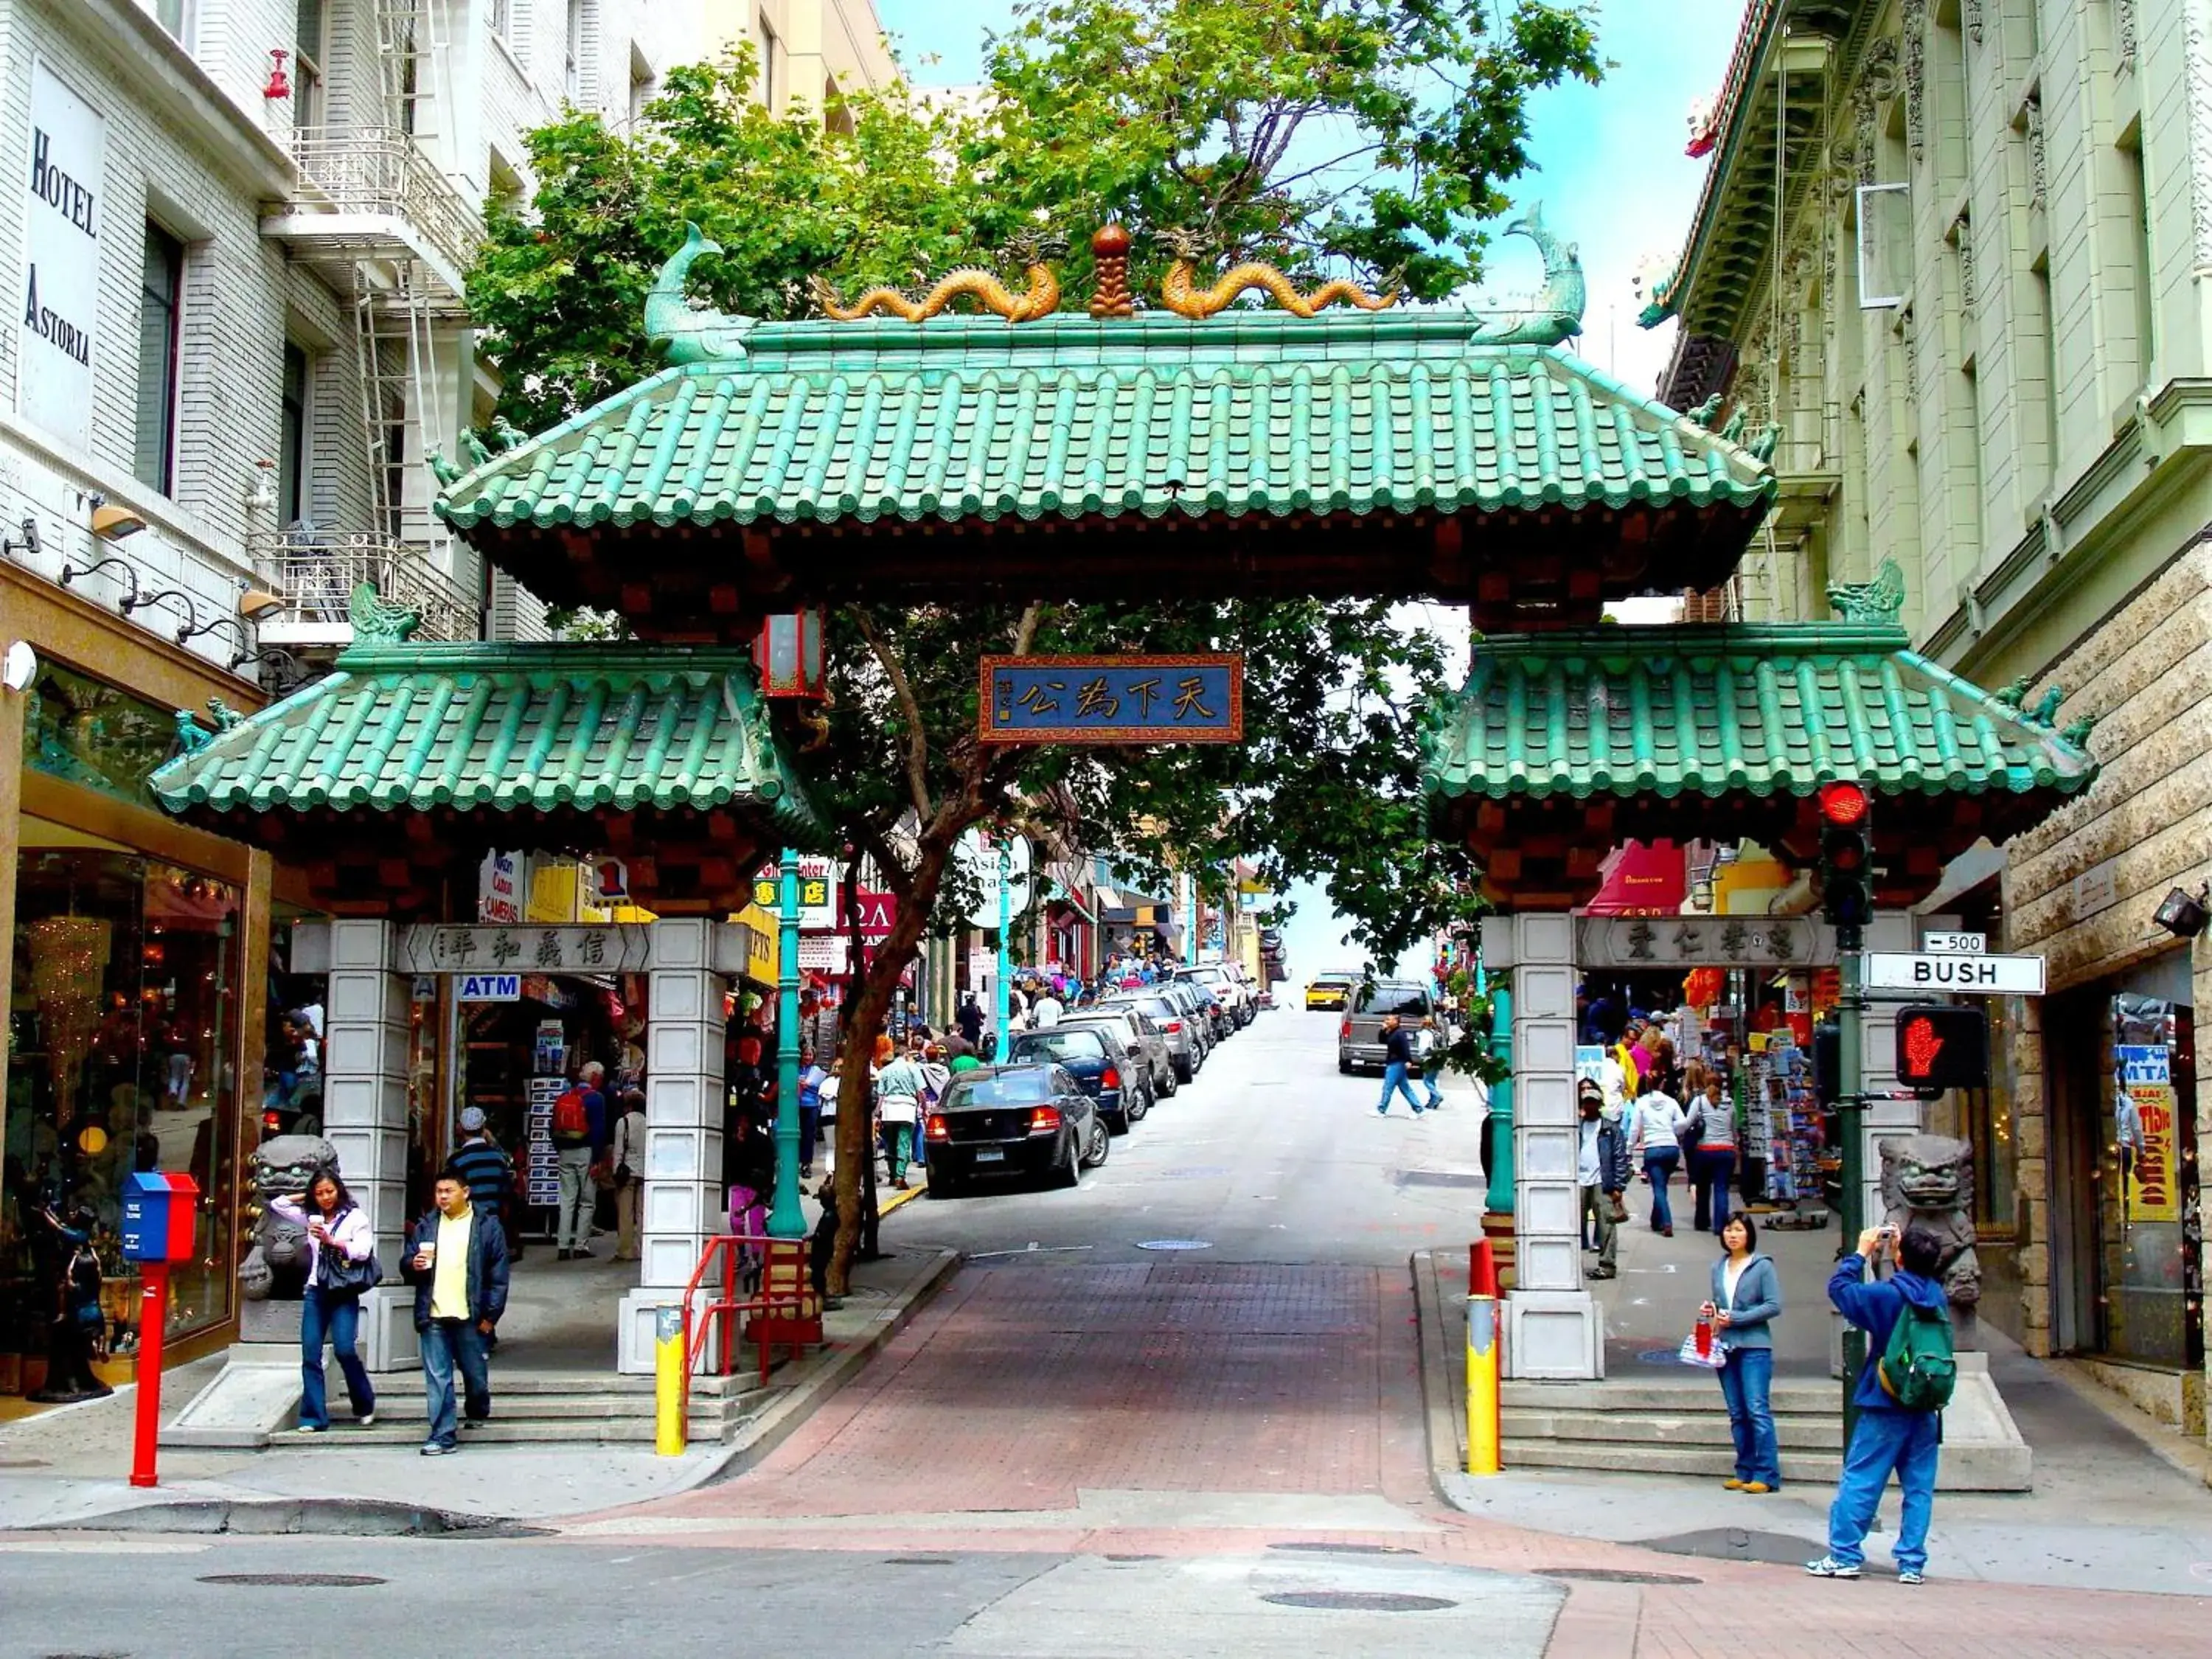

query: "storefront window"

left=1964, top=995, right=2024, bottom=1231
left=4, top=847, right=242, bottom=1386
left=22, top=660, right=178, bottom=808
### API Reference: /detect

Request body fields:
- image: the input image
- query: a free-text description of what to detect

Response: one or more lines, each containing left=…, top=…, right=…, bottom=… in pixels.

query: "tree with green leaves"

left=465, top=3, right=1600, bottom=1286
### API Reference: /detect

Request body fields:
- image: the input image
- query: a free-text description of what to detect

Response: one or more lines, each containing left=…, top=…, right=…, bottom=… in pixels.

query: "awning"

left=1045, top=877, right=1097, bottom=924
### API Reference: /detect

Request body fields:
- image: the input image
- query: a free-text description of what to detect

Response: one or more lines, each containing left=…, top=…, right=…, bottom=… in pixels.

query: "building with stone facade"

left=1651, top=0, right=2212, bottom=1436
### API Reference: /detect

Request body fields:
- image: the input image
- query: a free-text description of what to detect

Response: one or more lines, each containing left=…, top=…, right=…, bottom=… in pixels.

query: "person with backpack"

left=549, top=1060, right=608, bottom=1261
left=1807, top=1223, right=1955, bottom=1585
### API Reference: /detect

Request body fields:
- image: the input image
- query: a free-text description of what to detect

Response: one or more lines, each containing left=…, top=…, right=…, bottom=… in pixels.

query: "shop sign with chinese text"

left=1571, top=914, right=1837, bottom=970
left=400, top=924, right=654, bottom=975
left=2118, top=1044, right=2181, bottom=1223
left=978, top=655, right=1242, bottom=744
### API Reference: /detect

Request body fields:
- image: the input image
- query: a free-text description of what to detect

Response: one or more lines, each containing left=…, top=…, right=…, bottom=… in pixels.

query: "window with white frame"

left=566, top=0, right=585, bottom=100
left=294, top=0, right=327, bottom=129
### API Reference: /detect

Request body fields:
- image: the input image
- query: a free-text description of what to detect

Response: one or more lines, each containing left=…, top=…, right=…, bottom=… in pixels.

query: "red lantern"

left=754, top=611, right=826, bottom=700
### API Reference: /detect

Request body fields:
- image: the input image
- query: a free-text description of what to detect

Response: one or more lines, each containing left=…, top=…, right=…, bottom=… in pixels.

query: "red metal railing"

left=678, top=1229, right=821, bottom=1403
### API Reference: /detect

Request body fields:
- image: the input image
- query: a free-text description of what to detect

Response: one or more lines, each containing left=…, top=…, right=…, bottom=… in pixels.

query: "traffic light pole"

left=1836, top=924, right=1866, bottom=1442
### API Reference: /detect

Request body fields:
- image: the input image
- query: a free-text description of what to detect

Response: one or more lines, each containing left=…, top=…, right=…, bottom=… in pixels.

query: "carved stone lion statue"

left=239, top=1133, right=338, bottom=1301
left=1878, top=1133, right=1980, bottom=1312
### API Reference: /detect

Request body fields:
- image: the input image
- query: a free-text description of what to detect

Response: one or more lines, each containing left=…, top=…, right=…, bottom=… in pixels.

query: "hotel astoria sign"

left=18, top=61, right=102, bottom=449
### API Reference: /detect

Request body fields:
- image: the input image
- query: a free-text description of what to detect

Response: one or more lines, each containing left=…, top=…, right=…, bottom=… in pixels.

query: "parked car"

left=1305, top=970, right=1357, bottom=1011
left=924, top=1064, right=1107, bottom=1196
left=1159, top=977, right=1228, bottom=1046
left=1337, top=979, right=1434, bottom=1074
left=1006, top=1023, right=1150, bottom=1133
left=1102, top=992, right=1203, bottom=1083
left=1057, top=1006, right=1177, bottom=1100
left=1178, top=963, right=1253, bottom=1029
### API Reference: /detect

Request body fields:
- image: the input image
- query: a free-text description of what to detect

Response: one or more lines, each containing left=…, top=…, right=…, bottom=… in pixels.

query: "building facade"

left=1655, top=0, right=2212, bottom=1435
left=0, top=0, right=779, bottom=1397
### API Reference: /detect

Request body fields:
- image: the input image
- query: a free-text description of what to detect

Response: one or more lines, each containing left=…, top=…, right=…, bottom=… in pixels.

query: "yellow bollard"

left=655, top=1305, right=687, bottom=1456
left=1466, top=1292, right=1501, bottom=1475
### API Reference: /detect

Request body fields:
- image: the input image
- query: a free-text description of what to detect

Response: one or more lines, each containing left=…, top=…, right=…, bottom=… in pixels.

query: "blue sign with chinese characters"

left=978, top=655, right=1243, bottom=745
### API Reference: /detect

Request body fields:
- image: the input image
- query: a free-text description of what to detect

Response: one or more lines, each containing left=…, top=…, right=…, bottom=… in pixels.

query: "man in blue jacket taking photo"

left=1807, top=1222, right=1952, bottom=1585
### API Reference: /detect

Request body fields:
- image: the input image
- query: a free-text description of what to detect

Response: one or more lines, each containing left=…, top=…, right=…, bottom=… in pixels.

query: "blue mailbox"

left=121, top=1171, right=200, bottom=1263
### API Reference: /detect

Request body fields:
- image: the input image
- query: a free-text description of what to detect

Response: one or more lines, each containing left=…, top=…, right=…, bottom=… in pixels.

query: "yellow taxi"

left=1304, top=971, right=1357, bottom=1010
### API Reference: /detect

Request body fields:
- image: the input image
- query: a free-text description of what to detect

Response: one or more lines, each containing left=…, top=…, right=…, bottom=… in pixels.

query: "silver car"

left=1337, top=979, right=1433, bottom=1074
left=1059, top=1008, right=1178, bottom=1099
left=1103, top=992, right=1203, bottom=1083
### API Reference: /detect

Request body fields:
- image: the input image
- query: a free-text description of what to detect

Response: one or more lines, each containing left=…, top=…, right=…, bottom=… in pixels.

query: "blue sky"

left=872, top=0, right=1748, bottom=977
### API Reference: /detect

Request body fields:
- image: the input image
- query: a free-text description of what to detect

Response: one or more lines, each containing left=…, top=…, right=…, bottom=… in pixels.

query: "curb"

left=1410, top=1248, right=1469, bottom=1501
left=879, top=1181, right=927, bottom=1217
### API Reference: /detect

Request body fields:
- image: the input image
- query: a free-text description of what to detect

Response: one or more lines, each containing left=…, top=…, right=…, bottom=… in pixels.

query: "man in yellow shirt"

left=403, top=1167, right=509, bottom=1455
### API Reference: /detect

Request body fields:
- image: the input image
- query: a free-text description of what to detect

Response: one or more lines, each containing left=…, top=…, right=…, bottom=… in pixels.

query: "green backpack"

left=1877, top=1292, right=1958, bottom=1411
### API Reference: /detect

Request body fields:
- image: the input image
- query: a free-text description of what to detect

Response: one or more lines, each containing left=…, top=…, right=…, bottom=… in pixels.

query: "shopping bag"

left=1677, top=1332, right=1727, bottom=1369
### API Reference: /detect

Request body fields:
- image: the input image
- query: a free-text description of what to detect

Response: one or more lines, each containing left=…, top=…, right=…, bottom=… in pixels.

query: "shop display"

left=1751, top=1036, right=1826, bottom=1211
left=525, top=1077, right=565, bottom=1208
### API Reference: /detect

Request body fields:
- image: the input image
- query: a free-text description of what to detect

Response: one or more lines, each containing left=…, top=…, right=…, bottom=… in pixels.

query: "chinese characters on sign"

left=398, top=924, right=653, bottom=976
left=1574, top=915, right=1834, bottom=970
left=978, top=655, right=1243, bottom=744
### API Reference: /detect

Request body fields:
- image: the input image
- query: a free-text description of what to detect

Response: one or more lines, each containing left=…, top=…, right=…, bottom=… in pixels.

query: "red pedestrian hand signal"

left=1902, top=1016, right=1944, bottom=1077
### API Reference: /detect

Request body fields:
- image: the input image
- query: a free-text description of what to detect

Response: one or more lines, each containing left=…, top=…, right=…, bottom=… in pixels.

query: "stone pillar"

left=617, top=918, right=726, bottom=1372
left=1504, top=913, right=1604, bottom=1379
left=320, top=919, right=417, bottom=1370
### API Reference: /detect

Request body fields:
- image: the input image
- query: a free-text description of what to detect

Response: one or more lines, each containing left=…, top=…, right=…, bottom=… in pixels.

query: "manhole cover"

left=1267, top=1541, right=1418, bottom=1556
left=1536, top=1567, right=1704, bottom=1585
left=198, top=1574, right=386, bottom=1588
left=1633, top=1346, right=1693, bottom=1366
left=1262, top=1590, right=1458, bottom=1613
left=1395, top=1170, right=1487, bottom=1189
left=1135, top=1239, right=1213, bottom=1251
left=882, top=1556, right=953, bottom=1566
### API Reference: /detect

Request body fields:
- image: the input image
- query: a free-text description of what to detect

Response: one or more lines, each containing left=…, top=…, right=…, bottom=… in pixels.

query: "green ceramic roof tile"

left=436, top=315, right=1776, bottom=535
left=149, top=640, right=823, bottom=835
left=1423, top=623, right=2099, bottom=804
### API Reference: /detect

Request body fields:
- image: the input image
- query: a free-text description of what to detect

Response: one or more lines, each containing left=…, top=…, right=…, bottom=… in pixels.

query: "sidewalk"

left=1415, top=1206, right=2212, bottom=1597
left=0, top=1238, right=955, bottom=1534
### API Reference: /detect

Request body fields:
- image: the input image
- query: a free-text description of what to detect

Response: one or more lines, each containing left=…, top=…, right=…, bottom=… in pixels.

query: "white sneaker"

left=1898, top=1569, right=1925, bottom=1585
left=1804, top=1556, right=1861, bottom=1579
left=354, top=1411, right=377, bottom=1428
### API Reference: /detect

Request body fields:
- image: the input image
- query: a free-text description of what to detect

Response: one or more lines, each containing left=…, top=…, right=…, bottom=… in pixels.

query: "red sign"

left=851, top=889, right=897, bottom=940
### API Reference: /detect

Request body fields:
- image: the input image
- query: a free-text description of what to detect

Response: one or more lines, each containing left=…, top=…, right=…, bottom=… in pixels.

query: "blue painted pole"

left=1484, top=978, right=1514, bottom=1217
left=768, top=846, right=804, bottom=1239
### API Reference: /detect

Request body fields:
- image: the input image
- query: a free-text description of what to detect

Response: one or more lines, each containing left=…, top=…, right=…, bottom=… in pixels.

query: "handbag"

left=316, top=1241, right=383, bottom=1297
left=1677, top=1331, right=1728, bottom=1369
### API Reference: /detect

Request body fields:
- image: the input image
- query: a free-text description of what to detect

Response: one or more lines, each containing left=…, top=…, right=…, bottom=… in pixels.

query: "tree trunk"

left=826, top=824, right=962, bottom=1294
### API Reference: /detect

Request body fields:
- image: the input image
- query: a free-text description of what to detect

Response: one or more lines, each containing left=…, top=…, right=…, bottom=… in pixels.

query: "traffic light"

left=1893, top=1004, right=1989, bottom=1097
left=1818, top=781, right=1873, bottom=934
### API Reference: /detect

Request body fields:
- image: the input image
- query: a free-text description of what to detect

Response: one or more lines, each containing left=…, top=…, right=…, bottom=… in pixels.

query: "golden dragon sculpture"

left=810, top=234, right=1067, bottom=323
left=1155, top=229, right=1399, bottom=319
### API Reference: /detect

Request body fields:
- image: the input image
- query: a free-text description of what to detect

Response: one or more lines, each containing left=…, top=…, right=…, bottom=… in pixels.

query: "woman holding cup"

left=271, top=1170, right=378, bottom=1432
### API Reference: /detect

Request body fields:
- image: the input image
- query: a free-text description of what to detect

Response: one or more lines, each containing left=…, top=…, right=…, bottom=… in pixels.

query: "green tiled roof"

left=435, top=314, right=1776, bottom=535
left=150, top=640, right=822, bottom=834
left=1424, top=622, right=2099, bottom=804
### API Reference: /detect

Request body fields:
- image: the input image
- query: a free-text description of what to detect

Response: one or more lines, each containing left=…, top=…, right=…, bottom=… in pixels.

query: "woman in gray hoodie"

left=1705, top=1212, right=1783, bottom=1492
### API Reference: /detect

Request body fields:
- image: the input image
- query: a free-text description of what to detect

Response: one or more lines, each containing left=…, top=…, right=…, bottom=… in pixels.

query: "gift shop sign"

left=18, top=63, right=102, bottom=450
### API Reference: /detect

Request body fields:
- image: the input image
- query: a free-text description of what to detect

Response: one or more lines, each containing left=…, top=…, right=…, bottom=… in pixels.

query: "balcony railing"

left=278, top=126, right=481, bottom=285
left=251, top=530, right=479, bottom=646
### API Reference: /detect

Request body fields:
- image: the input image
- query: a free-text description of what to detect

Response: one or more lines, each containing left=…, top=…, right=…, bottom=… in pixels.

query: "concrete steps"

left=1500, top=1377, right=1846, bottom=1481
left=283, top=1368, right=772, bottom=1447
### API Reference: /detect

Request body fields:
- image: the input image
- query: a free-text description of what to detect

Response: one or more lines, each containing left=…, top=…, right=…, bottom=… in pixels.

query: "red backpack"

left=552, top=1087, right=591, bottom=1138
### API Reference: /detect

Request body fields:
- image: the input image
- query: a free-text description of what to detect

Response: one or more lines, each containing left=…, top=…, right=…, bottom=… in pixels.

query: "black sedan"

left=1006, top=1023, right=1152, bottom=1133
left=924, top=1064, right=1108, bottom=1196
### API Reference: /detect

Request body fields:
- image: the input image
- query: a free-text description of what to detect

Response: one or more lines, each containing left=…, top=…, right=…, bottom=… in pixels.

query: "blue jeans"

left=1692, top=1147, right=1736, bottom=1233
left=1828, top=1408, right=1941, bottom=1573
left=1377, top=1062, right=1425, bottom=1113
left=299, top=1287, right=374, bottom=1429
left=418, top=1318, right=490, bottom=1449
left=1643, top=1147, right=1680, bottom=1228
left=799, top=1103, right=821, bottom=1168
left=1716, top=1346, right=1779, bottom=1486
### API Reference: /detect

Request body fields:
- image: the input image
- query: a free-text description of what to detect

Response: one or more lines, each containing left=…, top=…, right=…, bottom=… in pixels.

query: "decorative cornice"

left=1964, top=0, right=1983, bottom=46
left=2188, top=1, right=2212, bottom=272
left=1852, top=38, right=1902, bottom=185
left=1950, top=209, right=1976, bottom=310
left=2116, top=0, right=2139, bottom=69
left=1903, top=1, right=1929, bottom=165
left=2024, top=91, right=2047, bottom=212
